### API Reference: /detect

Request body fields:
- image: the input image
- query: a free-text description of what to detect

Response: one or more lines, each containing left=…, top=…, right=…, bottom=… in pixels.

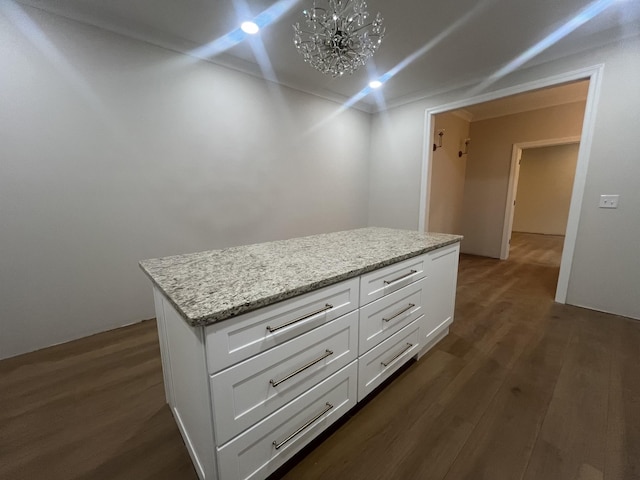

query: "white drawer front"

left=357, top=320, right=421, bottom=401
left=205, top=277, right=359, bottom=373
left=211, top=310, right=358, bottom=445
left=359, top=254, right=427, bottom=306
left=359, top=277, right=426, bottom=354
left=217, top=361, right=357, bottom=480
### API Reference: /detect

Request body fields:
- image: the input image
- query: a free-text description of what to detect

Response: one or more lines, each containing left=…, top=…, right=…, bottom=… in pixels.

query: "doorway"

left=501, top=138, right=581, bottom=260
left=418, top=66, right=602, bottom=303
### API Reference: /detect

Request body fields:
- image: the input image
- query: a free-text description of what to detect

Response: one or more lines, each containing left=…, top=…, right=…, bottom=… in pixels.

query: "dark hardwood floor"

left=1, top=232, right=638, bottom=480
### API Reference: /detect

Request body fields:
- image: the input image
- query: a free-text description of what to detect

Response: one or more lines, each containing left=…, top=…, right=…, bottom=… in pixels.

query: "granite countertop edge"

left=139, top=229, right=462, bottom=328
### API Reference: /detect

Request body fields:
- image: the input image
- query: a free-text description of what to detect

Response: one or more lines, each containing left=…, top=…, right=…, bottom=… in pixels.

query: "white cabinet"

left=216, top=362, right=358, bottom=480
left=421, top=243, right=460, bottom=352
left=151, top=243, right=459, bottom=480
left=205, top=278, right=359, bottom=373
left=357, top=321, right=421, bottom=401
left=358, top=277, right=426, bottom=354
left=210, top=310, right=358, bottom=445
left=359, top=254, right=428, bottom=305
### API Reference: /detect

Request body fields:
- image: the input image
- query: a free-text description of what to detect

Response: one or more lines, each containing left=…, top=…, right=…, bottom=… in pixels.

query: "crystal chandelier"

left=293, top=0, right=385, bottom=77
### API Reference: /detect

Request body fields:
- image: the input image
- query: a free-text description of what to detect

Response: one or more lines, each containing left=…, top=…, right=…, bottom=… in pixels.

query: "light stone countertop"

left=139, top=227, right=462, bottom=327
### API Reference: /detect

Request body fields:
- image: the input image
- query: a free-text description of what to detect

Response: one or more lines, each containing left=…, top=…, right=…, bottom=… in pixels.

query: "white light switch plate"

left=599, top=194, right=619, bottom=209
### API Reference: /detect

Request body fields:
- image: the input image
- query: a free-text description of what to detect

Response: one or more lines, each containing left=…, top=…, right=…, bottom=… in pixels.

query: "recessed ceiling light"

left=369, top=80, right=383, bottom=89
left=241, top=21, right=260, bottom=34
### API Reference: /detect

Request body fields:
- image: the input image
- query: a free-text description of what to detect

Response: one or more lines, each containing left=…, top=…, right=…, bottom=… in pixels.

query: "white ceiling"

left=15, top=0, right=640, bottom=111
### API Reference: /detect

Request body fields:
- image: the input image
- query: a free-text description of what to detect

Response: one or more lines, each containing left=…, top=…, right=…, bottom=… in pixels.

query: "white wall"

left=513, top=144, right=579, bottom=235
left=0, top=5, right=372, bottom=359
left=427, top=112, right=469, bottom=234
left=367, top=105, right=426, bottom=229
left=369, top=35, right=640, bottom=321
left=461, top=102, right=585, bottom=256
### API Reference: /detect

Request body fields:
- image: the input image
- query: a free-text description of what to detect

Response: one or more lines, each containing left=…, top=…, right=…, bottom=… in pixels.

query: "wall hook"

left=433, top=130, right=444, bottom=151
left=458, top=138, right=470, bottom=157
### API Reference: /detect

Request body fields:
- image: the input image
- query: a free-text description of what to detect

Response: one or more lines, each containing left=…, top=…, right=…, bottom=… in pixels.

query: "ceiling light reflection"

left=190, top=0, right=299, bottom=58
left=470, top=0, right=617, bottom=95
left=241, top=21, right=259, bottom=34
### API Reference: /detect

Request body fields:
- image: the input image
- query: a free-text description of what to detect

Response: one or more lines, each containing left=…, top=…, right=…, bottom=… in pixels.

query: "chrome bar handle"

left=383, top=303, right=416, bottom=322
left=270, top=350, right=334, bottom=387
left=383, top=270, right=417, bottom=285
left=266, top=304, right=333, bottom=333
left=381, top=343, right=413, bottom=367
left=272, top=402, right=334, bottom=450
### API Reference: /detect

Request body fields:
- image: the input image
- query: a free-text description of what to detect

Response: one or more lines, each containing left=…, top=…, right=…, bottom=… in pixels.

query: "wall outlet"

left=599, top=194, right=619, bottom=209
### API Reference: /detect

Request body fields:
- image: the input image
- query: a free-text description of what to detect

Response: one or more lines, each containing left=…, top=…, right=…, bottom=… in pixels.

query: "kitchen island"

left=140, top=227, right=462, bottom=480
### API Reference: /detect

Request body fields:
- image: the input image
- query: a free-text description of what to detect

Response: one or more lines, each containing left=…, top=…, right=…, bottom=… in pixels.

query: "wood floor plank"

left=441, top=304, right=574, bottom=480
left=522, top=310, right=614, bottom=480
left=604, top=317, right=640, bottom=480
left=379, top=405, right=475, bottom=480
left=0, top=320, right=198, bottom=480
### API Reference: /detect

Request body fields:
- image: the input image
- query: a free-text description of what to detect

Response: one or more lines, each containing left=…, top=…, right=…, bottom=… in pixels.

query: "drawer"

left=205, top=277, right=359, bottom=373
left=357, top=320, right=421, bottom=401
left=217, top=361, right=357, bottom=480
left=359, top=254, right=427, bottom=306
left=211, top=310, right=358, bottom=445
left=359, top=277, right=426, bottom=354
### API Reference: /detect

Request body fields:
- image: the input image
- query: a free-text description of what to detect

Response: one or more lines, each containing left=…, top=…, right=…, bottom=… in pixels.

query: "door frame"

left=418, top=64, right=604, bottom=304
left=500, top=136, right=581, bottom=260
